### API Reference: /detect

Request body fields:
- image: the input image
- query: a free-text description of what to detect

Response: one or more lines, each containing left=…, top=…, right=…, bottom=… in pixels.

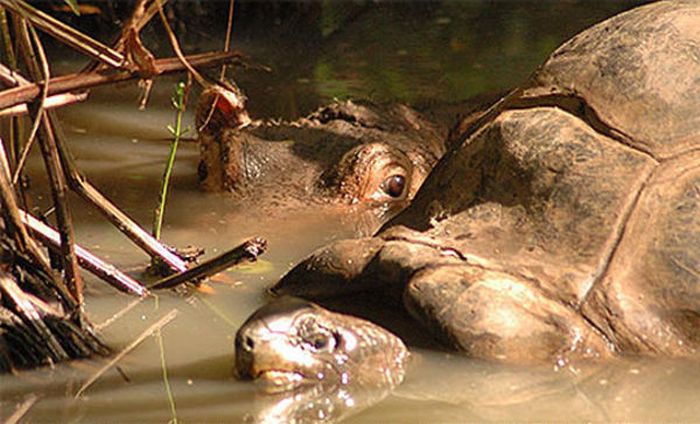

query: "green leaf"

left=234, top=259, right=275, bottom=275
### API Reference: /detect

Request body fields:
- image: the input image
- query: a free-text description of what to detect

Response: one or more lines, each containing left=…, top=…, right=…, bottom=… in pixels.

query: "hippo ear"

left=195, top=84, right=251, bottom=136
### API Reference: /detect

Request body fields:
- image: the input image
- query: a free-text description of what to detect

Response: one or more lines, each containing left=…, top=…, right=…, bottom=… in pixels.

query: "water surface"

left=3, top=1, right=698, bottom=422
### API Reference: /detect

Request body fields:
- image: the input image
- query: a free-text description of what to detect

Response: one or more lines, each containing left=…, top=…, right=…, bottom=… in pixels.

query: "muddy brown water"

left=2, top=1, right=699, bottom=422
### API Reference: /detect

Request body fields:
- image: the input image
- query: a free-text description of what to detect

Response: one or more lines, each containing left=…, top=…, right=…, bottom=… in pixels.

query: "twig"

left=19, top=24, right=83, bottom=304
left=0, top=137, right=50, bottom=269
left=0, top=13, right=22, bottom=174
left=75, top=308, right=178, bottom=398
left=3, top=394, right=38, bottom=424
left=36, top=111, right=188, bottom=273
left=0, top=50, right=245, bottom=112
left=5, top=11, right=193, bottom=275
left=34, top=112, right=84, bottom=304
left=151, top=238, right=267, bottom=290
left=0, top=0, right=125, bottom=68
left=0, top=8, right=17, bottom=70
left=0, top=272, right=69, bottom=361
left=20, top=210, right=148, bottom=296
left=219, top=0, right=236, bottom=80
left=53, top=137, right=189, bottom=273
left=155, top=0, right=250, bottom=132
left=9, top=16, right=44, bottom=186
left=94, top=297, right=144, bottom=332
left=116, top=0, right=168, bottom=53
left=0, top=62, right=29, bottom=86
left=11, top=23, right=51, bottom=185
left=0, top=137, right=75, bottom=310
left=24, top=25, right=50, bottom=151
left=14, top=12, right=83, bottom=304
left=81, top=0, right=169, bottom=73
left=154, top=0, right=206, bottom=86
left=4, top=130, right=147, bottom=298
left=0, top=91, right=88, bottom=118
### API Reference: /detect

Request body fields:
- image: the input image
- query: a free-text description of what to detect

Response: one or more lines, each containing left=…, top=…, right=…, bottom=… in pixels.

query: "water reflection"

left=3, top=341, right=698, bottom=422
left=350, top=353, right=700, bottom=423
left=259, top=356, right=700, bottom=423
left=246, top=383, right=391, bottom=424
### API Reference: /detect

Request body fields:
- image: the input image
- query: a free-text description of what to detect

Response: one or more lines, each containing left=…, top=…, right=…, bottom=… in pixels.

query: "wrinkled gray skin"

left=270, top=0, right=700, bottom=364
left=196, top=95, right=464, bottom=233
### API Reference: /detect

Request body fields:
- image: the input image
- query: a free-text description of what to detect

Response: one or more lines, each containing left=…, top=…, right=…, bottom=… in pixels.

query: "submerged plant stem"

left=75, top=308, right=178, bottom=398
left=4, top=394, right=38, bottom=424
left=152, top=81, right=187, bottom=240
left=156, top=328, right=178, bottom=424
left=199, top=296, right=238, bottom=328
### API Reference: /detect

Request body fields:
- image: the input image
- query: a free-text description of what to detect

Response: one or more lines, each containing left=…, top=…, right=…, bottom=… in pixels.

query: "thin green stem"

left=155, top=328, right=178, bottom=424
left=152, top=81, right=187, bottom=240
left=199, top=295, right=238, bottom=328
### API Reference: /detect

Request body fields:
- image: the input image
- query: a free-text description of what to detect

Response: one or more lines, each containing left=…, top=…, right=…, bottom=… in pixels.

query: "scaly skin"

left=235, top=297, right=409, bottom=392
left=234, top=297, right=409, bottom=423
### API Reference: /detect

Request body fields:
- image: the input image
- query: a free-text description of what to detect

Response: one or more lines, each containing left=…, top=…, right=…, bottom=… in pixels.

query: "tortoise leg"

left=404, top=265, right=613, bottom=364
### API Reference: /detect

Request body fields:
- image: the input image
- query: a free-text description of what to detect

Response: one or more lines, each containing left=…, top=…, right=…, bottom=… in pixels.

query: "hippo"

left=237, top=0, right=700, bottom=377
left=194, top=88, right=484, bottom=233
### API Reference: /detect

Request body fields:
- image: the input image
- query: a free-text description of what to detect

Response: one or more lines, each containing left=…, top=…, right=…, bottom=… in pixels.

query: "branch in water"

left=0, top=91, right=88, bottom=118
left=20, top=210, right=148, bottom=297
left=151, top=238, right=267, bottom=290
left=50, top=122, right=190, bottom=274
left=0, top=51, right=247, bottom=111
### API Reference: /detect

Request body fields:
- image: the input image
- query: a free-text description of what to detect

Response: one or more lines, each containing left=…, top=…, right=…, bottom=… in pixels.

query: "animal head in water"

left=196, top=95, right=447, bottom=223
left=234, top=297, right=409, bottom=393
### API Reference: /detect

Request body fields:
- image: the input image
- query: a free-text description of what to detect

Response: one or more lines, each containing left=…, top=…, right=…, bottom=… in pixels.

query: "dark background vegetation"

left=35, top=0, right=651, bottom=118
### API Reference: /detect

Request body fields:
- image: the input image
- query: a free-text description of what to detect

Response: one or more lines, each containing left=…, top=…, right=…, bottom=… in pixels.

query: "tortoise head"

left=234, top=297, right=409, bottom=393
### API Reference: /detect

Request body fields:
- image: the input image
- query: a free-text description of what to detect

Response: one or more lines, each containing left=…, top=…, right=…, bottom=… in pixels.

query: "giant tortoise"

left=236, top=0, right=700, bottom=384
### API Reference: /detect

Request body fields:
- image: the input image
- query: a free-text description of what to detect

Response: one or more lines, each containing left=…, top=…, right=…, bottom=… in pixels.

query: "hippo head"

left=196, top=88, right=450, bottom=231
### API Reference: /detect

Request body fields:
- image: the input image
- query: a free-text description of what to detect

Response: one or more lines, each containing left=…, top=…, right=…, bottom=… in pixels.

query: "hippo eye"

left=382, top=175, right=406, bottom=198
left=326, top=143, right=412, bottom=204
